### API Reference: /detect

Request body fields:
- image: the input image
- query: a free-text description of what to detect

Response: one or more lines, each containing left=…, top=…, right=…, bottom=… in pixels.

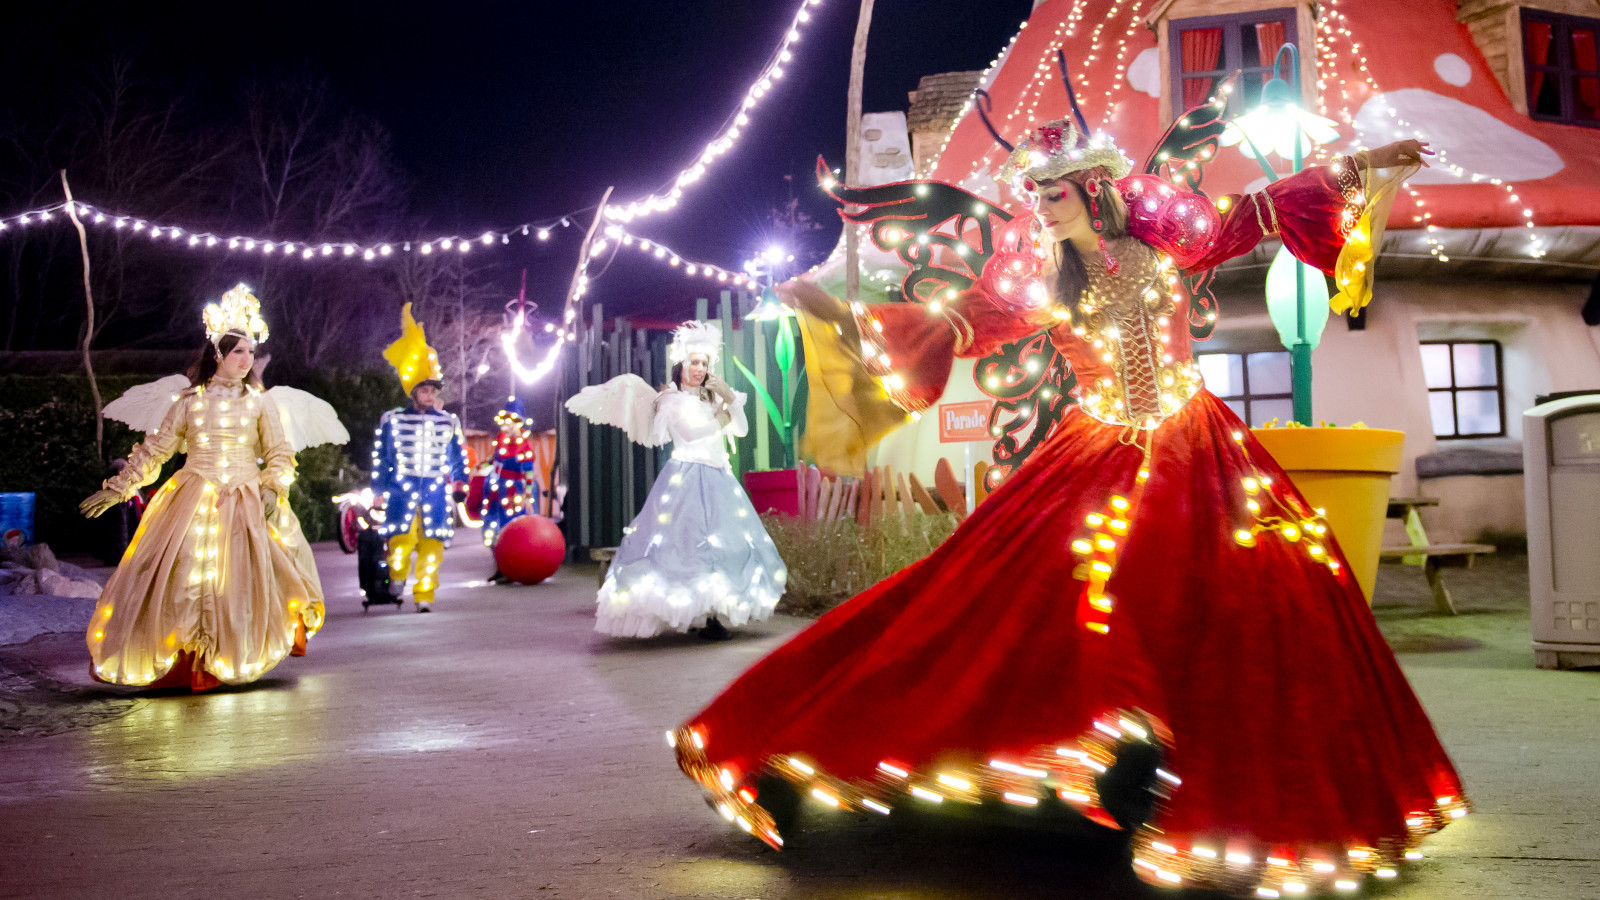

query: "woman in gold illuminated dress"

left=80, top=286, right=329, bottom=691
left=672, top=112, right=1468, bottom=898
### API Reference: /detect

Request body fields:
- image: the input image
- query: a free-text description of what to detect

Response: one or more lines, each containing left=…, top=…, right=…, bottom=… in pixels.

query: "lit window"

left=1198, top=351, right=1293, bottom=426
left=1169, top=9, right=1297, bottom=115
left=1524, top=9, right=1600, bottom=127
left=1420, top=341, right=1505, bottom=439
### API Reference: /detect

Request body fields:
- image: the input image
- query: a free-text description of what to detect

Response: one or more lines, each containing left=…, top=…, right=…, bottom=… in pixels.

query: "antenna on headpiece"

left=973, top=89, right=1014, bottom=153
left=1056, top=49, right=1091, bottom=137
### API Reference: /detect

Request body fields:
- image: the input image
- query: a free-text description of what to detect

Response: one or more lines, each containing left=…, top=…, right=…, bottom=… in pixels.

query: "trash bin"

left=1524, top=396, right=1600, bottom=670
left=0, top=492, right=35, bottom=543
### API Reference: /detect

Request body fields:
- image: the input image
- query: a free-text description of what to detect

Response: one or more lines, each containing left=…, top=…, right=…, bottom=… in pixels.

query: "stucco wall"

left=870, top=356, right=991, bottom=487
left=1213, top=276, right=1599, bottom=540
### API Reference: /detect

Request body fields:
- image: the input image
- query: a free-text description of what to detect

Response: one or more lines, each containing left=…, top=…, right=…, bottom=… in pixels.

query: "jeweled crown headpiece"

left=203, top=284, right=269, bottom=346
left=997, top=119, right=1134, bottom=197
left=668, top=321, right=722, bottom=366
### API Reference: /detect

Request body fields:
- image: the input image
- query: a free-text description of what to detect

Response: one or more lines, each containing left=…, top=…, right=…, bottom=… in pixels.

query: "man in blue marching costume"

left=372, top=303, right=469, bottom=612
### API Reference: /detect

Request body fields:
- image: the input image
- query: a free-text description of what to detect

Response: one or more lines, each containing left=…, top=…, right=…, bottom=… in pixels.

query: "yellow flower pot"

left=1250, top=427, right=1405, bottom=603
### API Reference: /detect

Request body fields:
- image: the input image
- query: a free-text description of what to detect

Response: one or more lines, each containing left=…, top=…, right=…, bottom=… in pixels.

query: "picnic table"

left=1378, top=497, right=1494, bottom=615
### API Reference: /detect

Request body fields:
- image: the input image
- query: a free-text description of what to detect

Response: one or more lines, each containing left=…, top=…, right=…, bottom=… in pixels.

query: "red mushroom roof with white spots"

left=929, top=0, right=1600, bottom=233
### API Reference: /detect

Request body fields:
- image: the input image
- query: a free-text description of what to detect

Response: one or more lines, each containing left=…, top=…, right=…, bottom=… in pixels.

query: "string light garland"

left=501, top=213, right=774, bottom=386
left=923, top=22, right=1029, bottom=178
left=0, top=200, right=582, bottom=262
left=500, top=304, right=572, bottom=386
left=500, top=219, right=761, bottom=386
left=594, top=225, right=755, bottom=287
left=604, top=0, right=827, bottom=224
left=1312, top=0, right=1545, bottom=260
left=1094, top=0, right=1156, bottom=124
left=1, top=2, right=834, bottom=391
left=921, top=0, right=1547, bottom=265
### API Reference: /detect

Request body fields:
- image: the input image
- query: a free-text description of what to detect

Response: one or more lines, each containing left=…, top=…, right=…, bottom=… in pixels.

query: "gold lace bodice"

left=1046, top=238, right=1204, bottom=429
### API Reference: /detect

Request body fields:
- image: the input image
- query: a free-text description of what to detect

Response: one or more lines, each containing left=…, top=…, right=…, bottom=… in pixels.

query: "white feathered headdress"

left=668, top=320, right=722, bottom=366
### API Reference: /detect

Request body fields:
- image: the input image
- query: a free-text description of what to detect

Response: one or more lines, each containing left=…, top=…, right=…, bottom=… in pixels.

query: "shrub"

left=0, top=374, right=150, bottom=553
left=0, top=369, right=400, bottom=549
left=288, top=444, right=353, bottom=543
left=764, top=511, right=959, bottom=617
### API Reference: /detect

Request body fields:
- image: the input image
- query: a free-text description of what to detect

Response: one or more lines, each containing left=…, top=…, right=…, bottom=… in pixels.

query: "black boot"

left=698, top=616, right=731, bottom=641
left=754, top=774, right=802, bottom=840
left=1094, top=735, right=1165, bottom=831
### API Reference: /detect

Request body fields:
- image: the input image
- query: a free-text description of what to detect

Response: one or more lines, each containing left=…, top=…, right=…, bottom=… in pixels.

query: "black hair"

left=186, top=333, right=263, bottom=388
left=668, top=362, right=714, bottom=402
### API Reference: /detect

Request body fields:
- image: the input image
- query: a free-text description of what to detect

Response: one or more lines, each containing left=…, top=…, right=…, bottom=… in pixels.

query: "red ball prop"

left=493, top=515, right=566, bottom=584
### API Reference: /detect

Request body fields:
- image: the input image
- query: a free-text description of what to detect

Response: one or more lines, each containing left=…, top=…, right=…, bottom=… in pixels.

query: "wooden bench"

left=589, top=547, right=617, bottom=586
left=1378, top=542, right=1495, bottom=616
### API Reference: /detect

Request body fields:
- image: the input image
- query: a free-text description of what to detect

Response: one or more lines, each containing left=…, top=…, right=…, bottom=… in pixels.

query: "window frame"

left=1197, top=349, right=1295, bottom=427
left=1168, top=8, right=1299, bottom=117
left=1521, top=7, right=1600, bottom=129
left=1421, top=339, right=1508, bottom=440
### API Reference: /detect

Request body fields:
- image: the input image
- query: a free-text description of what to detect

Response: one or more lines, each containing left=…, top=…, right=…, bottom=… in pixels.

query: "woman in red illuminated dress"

left=671, top=116, right=1467, bottom=897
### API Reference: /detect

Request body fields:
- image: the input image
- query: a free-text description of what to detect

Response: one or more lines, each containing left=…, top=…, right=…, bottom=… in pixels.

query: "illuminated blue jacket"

left=371, top=405, right=469, bottom=540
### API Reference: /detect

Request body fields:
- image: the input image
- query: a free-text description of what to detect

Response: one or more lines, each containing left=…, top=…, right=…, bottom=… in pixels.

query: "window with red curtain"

left=1573, top=26, right=1599, bottom=121
left=1255, top=21, right=1287, bottom=69
left=1524, top=9, right=1600, bottom=127
left=1170, top=9, right=1297, bottom=117
left=1181, top=27, right=1224, bottom=108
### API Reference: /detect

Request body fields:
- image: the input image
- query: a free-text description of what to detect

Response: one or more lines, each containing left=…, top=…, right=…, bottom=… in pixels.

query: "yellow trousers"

left=387, top=517, right=444, bottom=606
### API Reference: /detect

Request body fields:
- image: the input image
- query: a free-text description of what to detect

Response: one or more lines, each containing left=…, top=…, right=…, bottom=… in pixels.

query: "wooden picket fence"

left=792, top=456, right=991, bottom=526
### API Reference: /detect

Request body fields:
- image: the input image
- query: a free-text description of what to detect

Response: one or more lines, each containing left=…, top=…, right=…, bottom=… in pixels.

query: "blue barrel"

left=0, top=492, right=36, bottom=543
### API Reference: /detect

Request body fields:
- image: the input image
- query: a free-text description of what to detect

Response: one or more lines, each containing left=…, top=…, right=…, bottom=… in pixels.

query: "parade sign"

left=938, top=401, right=991, bottom=442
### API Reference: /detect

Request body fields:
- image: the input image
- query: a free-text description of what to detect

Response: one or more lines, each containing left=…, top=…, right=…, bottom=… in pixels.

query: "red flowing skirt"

left=674, top=392, right=1466, bottom=895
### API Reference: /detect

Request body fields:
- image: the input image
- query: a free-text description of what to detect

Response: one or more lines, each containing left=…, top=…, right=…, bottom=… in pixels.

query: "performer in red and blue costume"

left=671, top=105, right=1466, bottom=898
left=480, top=397, right=537, bottom=552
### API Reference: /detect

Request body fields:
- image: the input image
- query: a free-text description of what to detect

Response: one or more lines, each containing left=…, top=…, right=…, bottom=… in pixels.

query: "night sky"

left=5, top=0, right=1033, bottom=321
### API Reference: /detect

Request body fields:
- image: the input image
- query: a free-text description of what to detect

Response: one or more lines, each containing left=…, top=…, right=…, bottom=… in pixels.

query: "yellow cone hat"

left=383, top=303, right=444, bottom=395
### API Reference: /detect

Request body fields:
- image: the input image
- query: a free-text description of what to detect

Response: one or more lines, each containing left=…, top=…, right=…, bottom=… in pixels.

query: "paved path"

left=0, top=542, right=1596, bottom=899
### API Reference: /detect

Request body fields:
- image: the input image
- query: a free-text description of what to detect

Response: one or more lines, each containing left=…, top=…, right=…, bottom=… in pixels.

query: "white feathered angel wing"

left=267, top=386, right=352, bottom=452
left=103, top=374, right=191, bottom=433
left=563, top=373, right=663, bottom=446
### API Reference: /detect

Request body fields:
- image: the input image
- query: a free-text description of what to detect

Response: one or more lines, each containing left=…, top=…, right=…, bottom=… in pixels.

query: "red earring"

left=1088, top=181, right=1120, bottom=274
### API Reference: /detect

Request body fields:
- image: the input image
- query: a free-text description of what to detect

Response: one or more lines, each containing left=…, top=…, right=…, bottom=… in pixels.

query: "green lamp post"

left=1221, top=44, right=1341, bottom=425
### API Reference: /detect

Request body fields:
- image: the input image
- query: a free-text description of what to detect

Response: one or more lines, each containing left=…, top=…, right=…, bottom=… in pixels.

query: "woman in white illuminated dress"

left=81, top=285, right=343, bottom=691
left=566, top=321, right=786, bottom=638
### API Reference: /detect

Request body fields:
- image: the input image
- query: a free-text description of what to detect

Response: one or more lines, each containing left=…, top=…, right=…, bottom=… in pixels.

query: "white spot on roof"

left=1433, top=54, right=1472, bottom=87
left=1128, top=48, right=1161, bottom=98
left=1351, top=89, right=1563, bottom=184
